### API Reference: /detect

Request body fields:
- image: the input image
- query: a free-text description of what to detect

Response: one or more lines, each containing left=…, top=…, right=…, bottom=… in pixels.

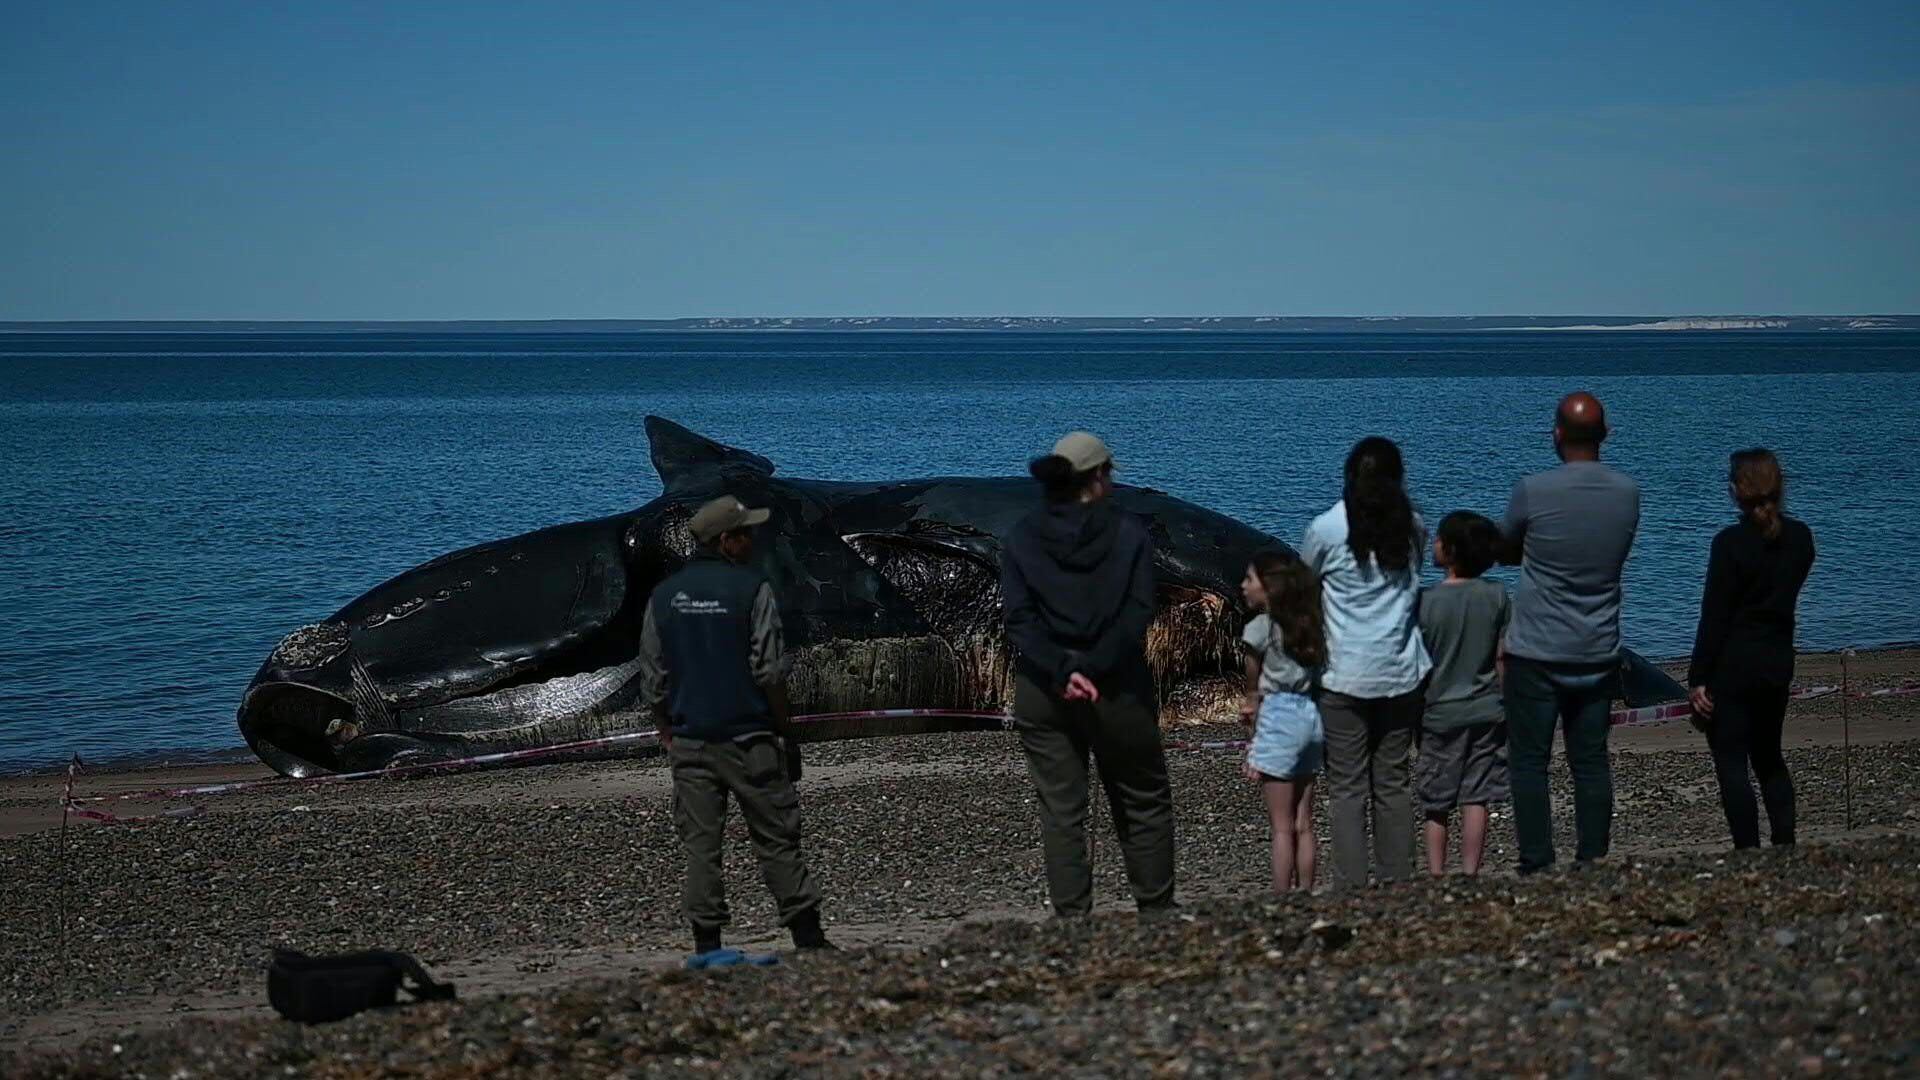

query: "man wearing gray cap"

left=1003, top=431, right=1176, bottom=917
left=638, top=495, right=833, bottom=958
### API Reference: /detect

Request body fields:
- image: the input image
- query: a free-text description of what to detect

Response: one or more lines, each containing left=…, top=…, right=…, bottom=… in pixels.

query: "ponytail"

left=1030, top=454, right=1091, bottom=503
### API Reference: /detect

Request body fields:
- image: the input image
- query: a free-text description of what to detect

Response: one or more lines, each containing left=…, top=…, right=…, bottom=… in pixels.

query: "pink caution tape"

left=791, top=708, right=1011, bottom=726
left=1860, top=682, right=1920, bottom=699
left=65, top=803, right=204, bottom=825
left=70, top=728, right=665, bottom=804
left=1175, top=700, right=1698, bottom=756
left=1608, top=700, right=1695, bottom=727
left=63, top=709, right=1009, bottom=812
left=1164, top=737, right=1251, bottom=753
left=1778, top=683, right=1919, bottom=702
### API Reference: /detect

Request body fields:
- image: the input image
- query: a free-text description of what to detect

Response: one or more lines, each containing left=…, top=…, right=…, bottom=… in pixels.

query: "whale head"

left=238, top=621, right=368, bottom=776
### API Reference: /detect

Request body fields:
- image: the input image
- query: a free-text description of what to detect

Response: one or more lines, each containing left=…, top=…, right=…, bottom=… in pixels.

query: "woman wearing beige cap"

left=1000, top=431, right=1176, bottom=917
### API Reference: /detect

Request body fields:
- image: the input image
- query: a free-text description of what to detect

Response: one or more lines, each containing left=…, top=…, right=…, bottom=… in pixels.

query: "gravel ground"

left=3, top=731, right=1917, bottom=1073
left=7, top=835, right=1919, bottom=1077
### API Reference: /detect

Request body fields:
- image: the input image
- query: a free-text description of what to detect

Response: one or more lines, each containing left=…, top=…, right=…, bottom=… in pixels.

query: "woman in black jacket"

left=1001, top=431, right=1174, bottom=917
left=1688, top=448, right=1816, bottom=849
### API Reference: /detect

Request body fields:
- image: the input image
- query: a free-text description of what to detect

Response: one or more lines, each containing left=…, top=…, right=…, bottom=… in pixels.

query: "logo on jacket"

left=670, top=591, right=729, bottom=616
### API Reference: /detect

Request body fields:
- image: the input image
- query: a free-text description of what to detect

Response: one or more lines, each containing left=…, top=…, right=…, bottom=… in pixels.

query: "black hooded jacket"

left=1000, top=498, right=1156, bottom=691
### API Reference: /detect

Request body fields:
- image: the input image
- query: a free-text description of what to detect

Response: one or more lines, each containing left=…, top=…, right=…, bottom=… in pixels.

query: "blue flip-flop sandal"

left=685, top=947, right=780, bottom=970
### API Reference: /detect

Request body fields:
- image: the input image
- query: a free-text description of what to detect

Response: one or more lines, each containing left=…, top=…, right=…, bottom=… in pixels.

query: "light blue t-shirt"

left=1301, top=500, right=1432, bottom=698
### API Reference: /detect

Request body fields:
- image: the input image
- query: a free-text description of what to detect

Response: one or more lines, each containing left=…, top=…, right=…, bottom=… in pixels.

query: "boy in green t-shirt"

left=1416, top=511, right=1512, bottom=876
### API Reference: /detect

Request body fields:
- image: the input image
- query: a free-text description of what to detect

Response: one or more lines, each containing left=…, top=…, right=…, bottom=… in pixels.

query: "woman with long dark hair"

left=1688, top=448, right=1816, bottom=849
left=1301, top=437, right=1431, bottom=888
left=1001, top=431, right=1174, bottom=917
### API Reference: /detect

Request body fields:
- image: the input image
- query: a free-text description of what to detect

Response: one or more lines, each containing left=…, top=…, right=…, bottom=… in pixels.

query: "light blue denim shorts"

left=1248, top=691, right=1325, bottom=780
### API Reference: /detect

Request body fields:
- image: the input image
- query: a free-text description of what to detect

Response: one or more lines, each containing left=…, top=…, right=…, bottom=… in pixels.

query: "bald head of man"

left=1553, top=391, right=1608, bottom=460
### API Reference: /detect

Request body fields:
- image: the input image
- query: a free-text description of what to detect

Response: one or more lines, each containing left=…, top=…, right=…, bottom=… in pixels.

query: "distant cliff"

left=5, top=315, right=1917, bottom=333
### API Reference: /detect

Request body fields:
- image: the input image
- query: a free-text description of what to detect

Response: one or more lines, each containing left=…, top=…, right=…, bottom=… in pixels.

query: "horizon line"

left=3, top=313, right=1916, bottom=327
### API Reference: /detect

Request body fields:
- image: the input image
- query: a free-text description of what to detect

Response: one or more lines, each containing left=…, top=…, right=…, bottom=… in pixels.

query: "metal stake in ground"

left=58, top=753, right=77, bottom=1005
left=1842, top=649, right=1855, bottom=831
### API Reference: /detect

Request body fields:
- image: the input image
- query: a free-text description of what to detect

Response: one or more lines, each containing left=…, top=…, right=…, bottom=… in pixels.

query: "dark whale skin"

left=240, top=418, right=1683, bottom=776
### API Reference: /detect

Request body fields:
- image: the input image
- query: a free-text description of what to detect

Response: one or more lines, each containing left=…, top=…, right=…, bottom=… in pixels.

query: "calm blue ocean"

left=2, top=330, right=1917, bottom=771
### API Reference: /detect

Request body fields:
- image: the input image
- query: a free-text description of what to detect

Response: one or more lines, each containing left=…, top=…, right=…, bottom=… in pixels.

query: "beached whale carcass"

left=238, top=418, right=1279, bottom=775
left=239, top=418, right=1688, bottom=777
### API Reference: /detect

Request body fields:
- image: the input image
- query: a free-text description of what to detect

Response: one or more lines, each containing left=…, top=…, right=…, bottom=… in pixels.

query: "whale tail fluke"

left=645, top=416, right=776, bottom=492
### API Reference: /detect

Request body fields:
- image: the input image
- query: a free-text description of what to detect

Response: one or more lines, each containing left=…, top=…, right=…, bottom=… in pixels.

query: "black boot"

left=789, top=907, right=836, bottom=951
left=694, top=927, right=722, bottom=955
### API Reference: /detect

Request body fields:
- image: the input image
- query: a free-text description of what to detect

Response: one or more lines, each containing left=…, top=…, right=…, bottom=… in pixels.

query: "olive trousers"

left=670, top=734, right=822, bottom=937
left=1013, top=671, right=1176, bottom=916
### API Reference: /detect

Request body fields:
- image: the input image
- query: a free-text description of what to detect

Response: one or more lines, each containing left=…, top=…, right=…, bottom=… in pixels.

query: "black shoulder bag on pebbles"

left=267, top=948, right=456, bottom=1024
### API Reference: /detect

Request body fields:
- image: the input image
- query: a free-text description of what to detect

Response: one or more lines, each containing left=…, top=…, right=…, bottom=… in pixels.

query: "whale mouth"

left=240, top=682, right=356, bottom=777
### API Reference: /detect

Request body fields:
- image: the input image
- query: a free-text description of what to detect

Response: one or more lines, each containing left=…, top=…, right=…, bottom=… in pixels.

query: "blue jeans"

left=1504, top=657, right=1618, bottom=873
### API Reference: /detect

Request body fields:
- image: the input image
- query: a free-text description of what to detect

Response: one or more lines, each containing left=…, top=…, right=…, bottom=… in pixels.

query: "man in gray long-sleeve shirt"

left=638, top=495, right=832, bottom=957
left=1500, top=392, right=1641, bottom=875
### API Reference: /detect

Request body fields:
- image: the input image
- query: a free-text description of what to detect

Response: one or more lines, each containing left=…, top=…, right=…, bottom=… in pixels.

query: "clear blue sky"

left=4, top=1, right=1917, bottom=319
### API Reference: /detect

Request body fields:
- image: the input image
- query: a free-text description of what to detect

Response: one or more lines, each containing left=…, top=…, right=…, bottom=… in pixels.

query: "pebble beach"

left=3, top=651, right=1917, bottom=1076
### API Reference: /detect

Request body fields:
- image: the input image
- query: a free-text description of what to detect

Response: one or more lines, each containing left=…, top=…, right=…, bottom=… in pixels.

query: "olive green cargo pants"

left=1013, top=671, right=1176, bottom=916
left=670, top=734, right=821, bottom=937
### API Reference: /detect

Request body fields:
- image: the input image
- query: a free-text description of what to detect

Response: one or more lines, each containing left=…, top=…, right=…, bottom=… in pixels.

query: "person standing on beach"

left=638, top=495, right=834, bottom=959
left=1416, top=511, right=1511, bottom=876
left=1688, top=449, right=1815, bottom=850
left=1302, top=437, right=1430, bottom=890
left=1237, top=549, right=1328, bottom=894
left=1499, top=392, right=1641, bottom=874
left=1002, top=431, right=1175, bottom=918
